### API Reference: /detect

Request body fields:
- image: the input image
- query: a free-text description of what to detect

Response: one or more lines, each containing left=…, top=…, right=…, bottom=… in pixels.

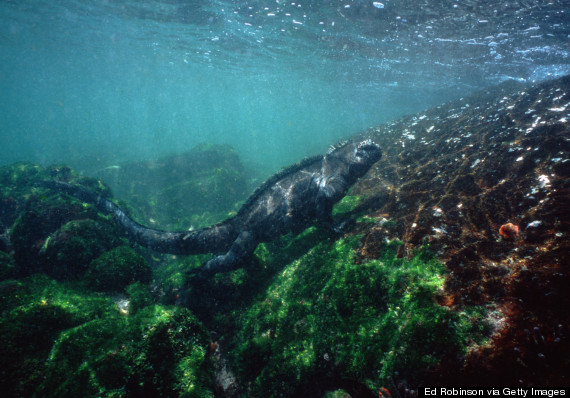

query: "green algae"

left=40, top=305, right=212, bottom=397
left=332, top=195, right=363, bottom=217
left=0, top=275, right=214, bottom=397
left=93, top=143, right=248, bottom=231
left=86, top=245, right=152, bottom=292
left=231, top=237, right=490, bottom=395
left=0, top=275, right=118, bottom=397
left=42, top=219, right=123, bottom=281
left=0, top=162, right=47, bottom=201
left=126, top=282, right=154, bottom=315
left=0, top=251, right=16, bottom=280
left=10, top=179, right=124, bottom=279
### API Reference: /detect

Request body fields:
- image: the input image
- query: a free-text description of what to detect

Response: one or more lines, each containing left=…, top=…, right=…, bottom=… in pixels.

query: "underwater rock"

left=86, top=246, right=152, bottom=292
left=0, top=275, right=113, bottom=397
left=10, top=197, right=95, bottom=275
left=0, top=275, right=214, bottom=397
left=1, top=162, right=117, bottom=278
left=11, top=206, right=123, bottom=280
left=350, top=74, right=570, bottom=387
left=230, top=237, right=484, bottom=396
left=0, top=251, right=16, bottom=280
left=39, top=304, right=213, bottom=397
left=41, top=219, right=123, bottom=281
left=0, top=163, right=48, bottom=229
left=92, top=143, right=249, bottom=230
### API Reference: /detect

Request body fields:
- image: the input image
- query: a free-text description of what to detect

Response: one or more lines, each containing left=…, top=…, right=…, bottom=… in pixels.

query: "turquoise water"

left=1, top=0, right=568, bottom=172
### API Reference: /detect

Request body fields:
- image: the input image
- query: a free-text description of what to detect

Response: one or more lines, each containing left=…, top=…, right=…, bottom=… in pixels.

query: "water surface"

left=0, top=0, right=568, bottom=172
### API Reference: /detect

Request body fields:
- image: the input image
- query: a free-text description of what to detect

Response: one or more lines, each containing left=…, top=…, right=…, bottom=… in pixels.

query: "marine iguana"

left=39, top=139, right=382, bottom=277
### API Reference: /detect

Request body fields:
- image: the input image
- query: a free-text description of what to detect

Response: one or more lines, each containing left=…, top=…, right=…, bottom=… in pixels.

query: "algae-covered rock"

left=126, top=281, right=154, bottom=315
left=8, top=171, right=122, bottom=279
left=86, top=246, right=152, bottom=292
left=229, top=237, right=489, bottom=396
left=0, top=251, right=16, bottom=280
left=10, top=197, right=98, bottom=276
left=0, top=275, right=117, bottom=397
left=0, top=163, right=48, bottom=228
left=41, top=219, right=123, bottom=280
left=0, top=275, right=214, bottom=397
left=39, top=305, right=213, bottom=397
left=93, top=143, right=248, bottom=230
left=0, top=162, right=109, bottom=230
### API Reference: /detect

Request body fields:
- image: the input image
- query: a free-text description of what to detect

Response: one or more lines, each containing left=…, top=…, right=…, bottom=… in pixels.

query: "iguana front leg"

left=193, top=230, right=257, bottom=277
left=315, top=175, right=349, bottom=231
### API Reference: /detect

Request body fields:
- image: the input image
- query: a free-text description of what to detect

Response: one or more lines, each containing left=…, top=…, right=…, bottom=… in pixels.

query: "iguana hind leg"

left=194, top=230, right=257, bottom=277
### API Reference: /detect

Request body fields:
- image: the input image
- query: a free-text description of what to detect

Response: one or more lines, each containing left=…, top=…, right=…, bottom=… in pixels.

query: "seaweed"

left=231, top=238, right=490, bottom=396
left=0, top=275, right=214, bottom=397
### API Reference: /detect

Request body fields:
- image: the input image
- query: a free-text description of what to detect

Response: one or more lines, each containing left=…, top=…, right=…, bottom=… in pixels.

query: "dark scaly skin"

left=39, top=140, right=382, bottom=277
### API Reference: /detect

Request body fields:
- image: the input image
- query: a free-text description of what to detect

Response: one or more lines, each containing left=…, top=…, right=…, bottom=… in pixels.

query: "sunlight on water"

left=0, top=0, right=568, bottom=173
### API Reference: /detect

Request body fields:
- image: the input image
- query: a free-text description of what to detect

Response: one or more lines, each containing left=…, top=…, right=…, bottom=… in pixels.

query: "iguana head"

left=328, top=139, right=382, bottom=180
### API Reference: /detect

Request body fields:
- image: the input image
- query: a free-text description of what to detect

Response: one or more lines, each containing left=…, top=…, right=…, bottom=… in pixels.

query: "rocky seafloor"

left=0, top=75, right=568, bottom=397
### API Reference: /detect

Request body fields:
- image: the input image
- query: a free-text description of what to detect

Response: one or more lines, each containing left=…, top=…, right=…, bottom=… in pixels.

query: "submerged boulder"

left=347, top=75, right=570, bottom=388
left=39, top=304, right=213, bottom=397
left=0, top=251, right=16, bottom=280
left=2, top=163, right=121, bottom=279
left=0, top=275, right=214, bottom=397
left=231, top=236, right=488, bottom=396
left=41, top=219, right=123, bottom=281
left=0, top=163, right=48, bottom=229
left=93, top=143, right=249, bottom=230
left=86, top=245, right=152, bottom=292
left=10, top=200, right=123, bottom=280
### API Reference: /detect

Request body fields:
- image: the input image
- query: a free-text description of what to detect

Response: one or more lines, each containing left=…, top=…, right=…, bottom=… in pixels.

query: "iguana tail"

left=37, top=180, right=236, bottom=255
